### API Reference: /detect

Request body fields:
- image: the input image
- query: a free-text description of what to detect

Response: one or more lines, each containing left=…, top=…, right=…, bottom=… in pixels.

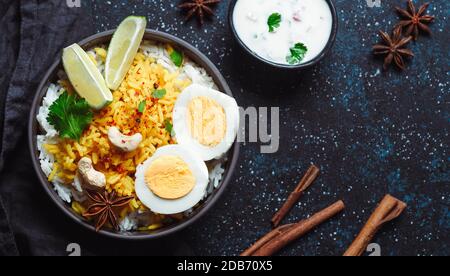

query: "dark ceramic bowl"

left=28, top=30, right=240, bottom=240
left=228, top=0, right=338, bottom=70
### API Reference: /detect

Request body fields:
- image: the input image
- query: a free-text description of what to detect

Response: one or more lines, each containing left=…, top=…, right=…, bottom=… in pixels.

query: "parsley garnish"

left=152, top=89, right=167, bottom=99
left=286, top=43, right=308, bottom=65
left=138, top=100, right=146, bottom=113
left=268, top=13, right=282, bottom=32
left=47, top=91, right=93, bottom=140
left=164, top=119, right=174, bottom=136
left=170, top=49, right=183, bottom=67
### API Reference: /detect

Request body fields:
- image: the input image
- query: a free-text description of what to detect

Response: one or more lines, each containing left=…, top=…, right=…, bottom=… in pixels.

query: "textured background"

left=24, top=0, right=450, bottom=256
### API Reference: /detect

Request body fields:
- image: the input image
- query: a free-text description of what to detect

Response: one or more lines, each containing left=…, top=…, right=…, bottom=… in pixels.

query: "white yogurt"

left=233, top=0, right=333, bottom=65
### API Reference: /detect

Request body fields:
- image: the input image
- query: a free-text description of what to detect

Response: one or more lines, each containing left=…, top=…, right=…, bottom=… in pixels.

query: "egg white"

left=173, top=84, right=239, bottom=161
left=135, top=145, right=209, bottom=215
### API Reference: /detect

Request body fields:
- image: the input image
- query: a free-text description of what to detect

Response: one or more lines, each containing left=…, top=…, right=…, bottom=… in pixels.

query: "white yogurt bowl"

left=229, top=0, right=338, bottom=69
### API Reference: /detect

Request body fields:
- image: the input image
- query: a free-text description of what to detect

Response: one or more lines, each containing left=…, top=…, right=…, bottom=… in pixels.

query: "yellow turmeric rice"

left=44, top=46, right=192, bottom=200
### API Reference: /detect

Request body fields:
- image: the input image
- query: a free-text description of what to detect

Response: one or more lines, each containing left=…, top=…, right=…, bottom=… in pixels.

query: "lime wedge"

left=62, top=44, right=113, bottom=110
left=105, top=16, right=147, bottom=90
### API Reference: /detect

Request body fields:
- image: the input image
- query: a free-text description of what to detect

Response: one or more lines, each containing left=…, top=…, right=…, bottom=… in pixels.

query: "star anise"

left=83, top=190, right=134, bottom=232
left=373, top=26, right=414, bottom=70
left=396, top=0, right=435, bottom=40
left=179, top=0, right=221, bottom=25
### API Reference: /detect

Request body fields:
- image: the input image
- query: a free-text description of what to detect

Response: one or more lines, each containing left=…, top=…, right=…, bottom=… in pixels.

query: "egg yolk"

left=145, top=155, right=196, bottom=200
left=187, top=96, right=227, bottom=147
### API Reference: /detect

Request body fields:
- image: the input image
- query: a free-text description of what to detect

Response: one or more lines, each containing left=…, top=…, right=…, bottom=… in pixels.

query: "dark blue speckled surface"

left=90, top=0, right=449, bottom=256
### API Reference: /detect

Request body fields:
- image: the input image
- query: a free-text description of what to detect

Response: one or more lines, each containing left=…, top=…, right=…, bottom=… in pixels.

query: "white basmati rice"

left=72, top=174, right=83, bottom=193
left=210, top=162, right=226, bottom=189
left=182, top=63, right=217, bottom=89
left=119, top=214, right=139, bottom=232
left=53, top=182, right=72, bottom=203
left=36, top=84, right=63, bottom=139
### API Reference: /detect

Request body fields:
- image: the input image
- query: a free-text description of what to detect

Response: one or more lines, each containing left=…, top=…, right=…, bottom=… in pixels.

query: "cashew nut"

left=78, top=157, right=106, bottom=191
left=108, top=126, right=142, bottom=152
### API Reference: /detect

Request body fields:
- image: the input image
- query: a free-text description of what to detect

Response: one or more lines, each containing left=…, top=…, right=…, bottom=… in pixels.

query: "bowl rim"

left=28, top=29, right=240, bottom=240
left=228, top=0, right=339, bottom=70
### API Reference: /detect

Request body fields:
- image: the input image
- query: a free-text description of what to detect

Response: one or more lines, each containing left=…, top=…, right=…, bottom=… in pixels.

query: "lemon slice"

left=62, top=44, right=113, bottom=110
left=105, top=16, right=147, bottom=90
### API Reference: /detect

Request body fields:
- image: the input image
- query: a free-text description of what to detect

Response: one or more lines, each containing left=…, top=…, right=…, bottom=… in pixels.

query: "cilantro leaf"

left=164, top=119, right=174, bottom=136
left=47, top=91, right=93, bottom=140
left=152, top=89, right=167, bottom=99
left=268, top=13, right=282, bottom=32
left=170, top=49, right=184, bottom=67
left=286, top=43, right=308, bottom=65
left=138, top=100, right=146, bottom=113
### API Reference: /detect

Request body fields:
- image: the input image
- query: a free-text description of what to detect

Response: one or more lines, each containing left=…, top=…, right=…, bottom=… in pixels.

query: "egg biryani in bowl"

left=30, top=17, right=239, bottom=238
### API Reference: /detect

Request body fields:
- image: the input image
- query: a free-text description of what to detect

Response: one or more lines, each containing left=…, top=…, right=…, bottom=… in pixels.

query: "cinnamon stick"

left=344, top=194, right=407, bottom=256
left=242, top=200, right=345, bottom=256
left=240, top=223, right=296, bottom=256
left=271, top=165, right=320, bottom=227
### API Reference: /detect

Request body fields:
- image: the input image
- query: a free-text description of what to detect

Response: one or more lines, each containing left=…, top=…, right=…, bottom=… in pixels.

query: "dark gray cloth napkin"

left=0, top=0, right=93, bottom=256
left=0, top=0, right=20, bottom=256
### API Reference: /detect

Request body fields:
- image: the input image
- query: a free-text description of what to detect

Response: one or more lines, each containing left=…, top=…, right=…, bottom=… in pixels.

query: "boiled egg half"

left=135, top=145, right=209, bottom=214
left=173, top=84, right=239, bottom=161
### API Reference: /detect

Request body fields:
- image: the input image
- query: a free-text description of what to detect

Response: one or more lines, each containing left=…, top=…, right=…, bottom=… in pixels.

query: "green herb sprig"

left=286, top=43, right=308, bottom=65
left=164, top=119, right=174, bottom=136
left=170, top=49, right=184, bottom=67
left=152, top=89, right=167, bottom=99
left=47, top=91, right=93, bottom=140
left=268, top=13, right=282, bottom=32
left=138, top=100, right=146, bottom=113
